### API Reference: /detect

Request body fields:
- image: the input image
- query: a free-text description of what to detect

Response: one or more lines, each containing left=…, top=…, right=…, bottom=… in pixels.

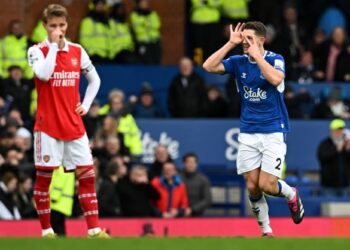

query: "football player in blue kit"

left=203, top=21, right=304, bottom=236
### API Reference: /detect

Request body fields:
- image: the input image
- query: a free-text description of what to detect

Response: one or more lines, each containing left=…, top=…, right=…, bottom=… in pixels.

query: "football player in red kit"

left=27, top=4, right=109, bottom=238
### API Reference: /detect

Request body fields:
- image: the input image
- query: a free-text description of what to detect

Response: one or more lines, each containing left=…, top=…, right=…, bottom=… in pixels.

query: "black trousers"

left=51, top=210, right=66, bottom=236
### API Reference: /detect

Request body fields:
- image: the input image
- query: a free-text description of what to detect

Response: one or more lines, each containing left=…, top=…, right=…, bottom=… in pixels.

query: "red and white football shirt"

left=28, top=40, right=92, bottom=140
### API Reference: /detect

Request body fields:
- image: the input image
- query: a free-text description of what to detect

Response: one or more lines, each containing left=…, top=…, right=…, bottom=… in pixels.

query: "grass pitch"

left=1, top=237, right=350, bottom=250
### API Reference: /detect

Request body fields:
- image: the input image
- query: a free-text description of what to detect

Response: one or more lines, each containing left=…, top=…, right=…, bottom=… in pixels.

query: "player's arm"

left=203, top=23, right=244, bottom=74
left=28, top=43, right=58, bottom=81
left=255, top=55, right=284, bottom=87
left=244, top=36, right=284, bottom=86
left=75, top=47, right=101, bottom=116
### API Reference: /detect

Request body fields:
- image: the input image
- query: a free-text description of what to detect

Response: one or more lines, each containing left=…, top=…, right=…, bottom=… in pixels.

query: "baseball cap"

left=330, top=119, right=346, bottom=130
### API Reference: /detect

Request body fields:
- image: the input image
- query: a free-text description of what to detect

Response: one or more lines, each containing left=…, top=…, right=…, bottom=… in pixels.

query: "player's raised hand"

left=229, top=22, right=245, bottom=45
left=244, top=34, right=261, bottom=60
left=49, top=29, right=64, bottom=50
left=75, top=102, right=87, bottom=116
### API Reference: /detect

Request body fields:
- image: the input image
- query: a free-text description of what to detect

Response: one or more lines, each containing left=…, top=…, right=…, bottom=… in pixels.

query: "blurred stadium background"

left=1, top=0, right=350, bottom=243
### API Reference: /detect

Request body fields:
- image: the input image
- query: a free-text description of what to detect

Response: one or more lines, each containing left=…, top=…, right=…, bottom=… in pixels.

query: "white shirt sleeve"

left=28, top=43, right=58, bottom=81
left=81, top=68, right=101, bottom=112
left=80, top=46, right=93, bottom=74
left=80, top=46, right=100, bottom=112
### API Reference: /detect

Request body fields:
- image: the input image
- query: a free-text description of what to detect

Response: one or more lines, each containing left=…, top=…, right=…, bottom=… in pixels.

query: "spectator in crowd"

left=204, top=85, right=228, bottom=118
left=318, top=5, right=347, bottom=37
left=148, top=144, right=172, bottom=180
left=275, top=4, right=306, bottom=80
left=179, top=153, right=211, bottom=216
left=17, top=174, right=36, bottom=218
left=99, top=90, right=142, bottom=162
left=190, top=0, right=221, bottom=64
left=225, top=75, right=240, bottom=118
left=132, top=82, right=164, bottom=118
left=109, top=1, right=137, bottom=63
left=14, top=127, right=33, bottom=174
left=98, top=161, right=121, bottom=217
left=1, top=66, right=34, bottom=122
left=0, top=171, right=21, bottom=220
left=94, top=135, right=130, bottom=171
left=284, top=86, right=303, bottom=119
left=1, top=20, right=33, bottom=79
left=313, top=27, right=350, bottom=82
left=313, top=87, right=350, bottom=119
left=151, top=162, right=191, bottom=218
left=317, top=119, right=350, bottom=196
left=117, top=165, right=159, bottom=217
left=94, top=115, right=130, bottom=160
left=130, top=0, right=161, bottom=64
left=0, top=131, right=15, bottom=157
left=83, top=100, right=102, bottom=140
left=168, top=57, right=207, bottom=118
left=297, top=89, right=315, bottom=119
left=79, top=0, right=110, bottom=63
left=293, top=51, right=315, bottom=84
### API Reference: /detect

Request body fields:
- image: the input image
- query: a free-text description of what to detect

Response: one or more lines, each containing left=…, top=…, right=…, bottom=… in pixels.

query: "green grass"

left=1, top=238, right=350, bottom=250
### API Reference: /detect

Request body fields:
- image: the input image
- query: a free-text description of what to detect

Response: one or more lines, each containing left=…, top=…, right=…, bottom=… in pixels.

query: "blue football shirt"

left=222, top=50, right=290, bottom=133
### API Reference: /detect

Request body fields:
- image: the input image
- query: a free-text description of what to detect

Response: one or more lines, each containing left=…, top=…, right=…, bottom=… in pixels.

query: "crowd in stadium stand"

left=1, top=0, right=350, bottom=221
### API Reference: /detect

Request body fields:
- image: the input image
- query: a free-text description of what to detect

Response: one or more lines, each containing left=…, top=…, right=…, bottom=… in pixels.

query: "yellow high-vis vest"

left=130, top=11, right=161, bottom=43
left=1, top=35, right=33, bottom=79
left=191, top=0, right=222, bottom=24
left=79, top=17, right=111, bottom=58
left=50, top=167, right=75, bottom=217
left=108, top=19, right=134, bottom=59
left=221, top=0, right=250, bottom=20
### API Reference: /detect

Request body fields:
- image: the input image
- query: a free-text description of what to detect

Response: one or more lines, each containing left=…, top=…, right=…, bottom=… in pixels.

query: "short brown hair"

left=244, top=21, right=267, bottom=37
left=43, top=4, right=68, bottom=23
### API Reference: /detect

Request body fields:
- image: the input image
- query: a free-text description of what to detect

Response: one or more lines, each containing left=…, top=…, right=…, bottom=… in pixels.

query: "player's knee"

left=246, top=180, right=260, bottom=194
left=258, top=178, right=278, bottom=194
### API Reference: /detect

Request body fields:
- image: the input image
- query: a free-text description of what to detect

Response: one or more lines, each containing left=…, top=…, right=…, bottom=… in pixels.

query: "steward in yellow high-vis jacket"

left=130, top=0, right=161, bottom=64
left=1, top=20, right=33, bottom=79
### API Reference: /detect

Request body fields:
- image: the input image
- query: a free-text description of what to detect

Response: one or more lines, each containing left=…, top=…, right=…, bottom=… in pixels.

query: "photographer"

left=317, top=119, right=350, bottom=196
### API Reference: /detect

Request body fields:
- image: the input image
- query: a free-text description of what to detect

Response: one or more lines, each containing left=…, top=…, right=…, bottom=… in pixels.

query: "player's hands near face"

left=229, top=22, right=244, bottom=45
left=49, top=29, right=64, bottom=49
left=244, top=35, right=262, bottom=60
left=75, top=102, right=87, bottom=116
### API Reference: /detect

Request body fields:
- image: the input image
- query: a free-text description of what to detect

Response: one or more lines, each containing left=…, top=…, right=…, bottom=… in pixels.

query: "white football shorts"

left=236, top=132, right=286, bottom=178
left=34, top=131, right=93, bottom=171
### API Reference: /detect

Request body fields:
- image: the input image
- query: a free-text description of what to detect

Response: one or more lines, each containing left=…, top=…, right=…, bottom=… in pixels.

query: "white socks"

left=278, top=180, right=295, bottom=201
left=88, top=227, right=101, bottom=236
left=249, top=194, right=272, bottom=234
left=42, top=228, right=55, bottom=236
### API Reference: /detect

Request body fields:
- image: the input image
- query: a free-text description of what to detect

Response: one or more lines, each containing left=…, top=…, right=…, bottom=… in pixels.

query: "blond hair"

left=43, top=4, right=68, bottom=23
left=108, top=89, right=125, bottom=102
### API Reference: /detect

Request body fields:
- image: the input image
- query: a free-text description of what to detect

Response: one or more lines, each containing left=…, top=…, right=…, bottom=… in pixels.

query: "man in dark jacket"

left=179, top=153, right=211, bottom=216
left=317, top=119, right=350, bottom=196
left=168, top=57, right=207, bottom=117
left=1, top=66, right=33, bottom=122
left=98, top=162, right=121, bottom=217
left=117, top=165, right=159, bottom=217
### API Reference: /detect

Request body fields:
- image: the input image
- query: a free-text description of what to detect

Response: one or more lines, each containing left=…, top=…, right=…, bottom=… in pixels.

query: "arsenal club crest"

left=71, top=57, right=78, bottom=67
left=43, top=155, right=50, bottom=163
